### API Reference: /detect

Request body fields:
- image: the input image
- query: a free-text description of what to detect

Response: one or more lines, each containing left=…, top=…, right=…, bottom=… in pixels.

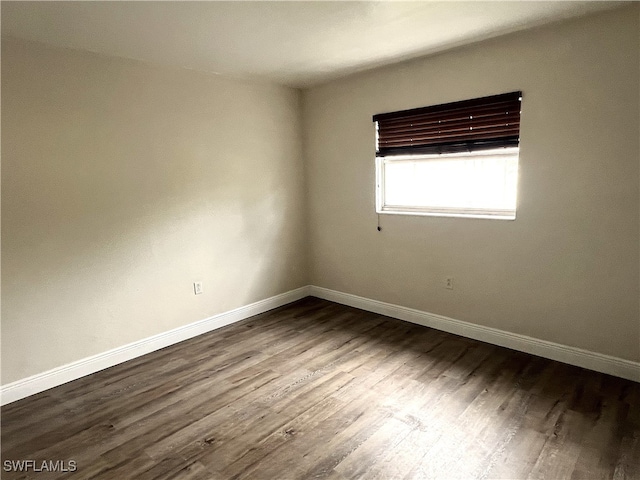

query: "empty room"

left=1, top=1, right=639, bottom=479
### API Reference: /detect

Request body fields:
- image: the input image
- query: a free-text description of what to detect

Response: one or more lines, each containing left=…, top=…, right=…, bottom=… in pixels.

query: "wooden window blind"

left=373, top=91, right=522, bottom=156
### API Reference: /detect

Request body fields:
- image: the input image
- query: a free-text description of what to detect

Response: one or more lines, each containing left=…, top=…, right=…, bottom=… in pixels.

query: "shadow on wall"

left=1, top=38, right=305, bottom=383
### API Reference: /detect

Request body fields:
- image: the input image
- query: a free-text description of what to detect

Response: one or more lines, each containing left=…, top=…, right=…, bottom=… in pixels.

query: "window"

left=374, top=91, right=522, bottom=220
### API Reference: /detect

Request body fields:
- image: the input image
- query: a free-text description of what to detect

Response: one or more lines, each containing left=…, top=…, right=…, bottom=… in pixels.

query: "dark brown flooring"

left=2, top=297, right=639, bottom=479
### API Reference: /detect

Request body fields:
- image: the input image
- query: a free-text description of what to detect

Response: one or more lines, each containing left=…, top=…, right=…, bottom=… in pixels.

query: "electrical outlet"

left=445, top=277, right=454, bottom=290
left=193, top=282, right=203, bottom=295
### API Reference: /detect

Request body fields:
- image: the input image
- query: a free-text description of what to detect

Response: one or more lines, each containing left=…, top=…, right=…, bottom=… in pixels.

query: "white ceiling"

left=1, top=1, right=628, bottom=88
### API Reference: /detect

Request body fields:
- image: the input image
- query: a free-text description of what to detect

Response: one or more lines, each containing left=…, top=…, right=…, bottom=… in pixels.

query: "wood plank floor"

left=2, top=297, right=639, bottom=479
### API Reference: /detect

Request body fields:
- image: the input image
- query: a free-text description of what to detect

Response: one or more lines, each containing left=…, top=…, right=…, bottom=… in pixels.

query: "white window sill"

left=376, top=206, right=516, bottom=221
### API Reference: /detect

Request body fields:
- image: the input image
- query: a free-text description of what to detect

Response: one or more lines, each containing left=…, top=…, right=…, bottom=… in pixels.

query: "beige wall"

left=1, top=38, right=307, bottom=383
left=2, top=5, right=639, bottom=387
left=303, top=6, right=640, bottom=362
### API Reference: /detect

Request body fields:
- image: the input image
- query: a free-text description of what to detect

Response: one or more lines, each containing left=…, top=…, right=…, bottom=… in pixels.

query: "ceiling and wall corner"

left=0, top=1, right=629, bottom=88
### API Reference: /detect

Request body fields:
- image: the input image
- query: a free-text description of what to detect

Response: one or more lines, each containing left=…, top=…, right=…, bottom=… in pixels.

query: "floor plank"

left=2, top=297, right=639, bottom=479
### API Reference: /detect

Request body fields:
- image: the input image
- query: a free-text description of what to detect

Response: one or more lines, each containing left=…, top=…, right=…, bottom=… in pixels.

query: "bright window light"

left=376, top=148, right=519, bottom=219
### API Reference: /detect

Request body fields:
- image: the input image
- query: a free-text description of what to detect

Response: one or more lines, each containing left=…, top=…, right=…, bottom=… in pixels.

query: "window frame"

left=375, top=147, right=519, bottom=220
left=373, top=92, right=522, bottom=221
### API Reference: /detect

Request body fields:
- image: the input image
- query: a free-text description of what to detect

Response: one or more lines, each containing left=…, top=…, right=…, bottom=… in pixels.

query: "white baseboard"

left=3, top=284, right=637, bottom=405
left=309, top=286, right=640, bottom=383
left=0, top=286, right=311, bottom=406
